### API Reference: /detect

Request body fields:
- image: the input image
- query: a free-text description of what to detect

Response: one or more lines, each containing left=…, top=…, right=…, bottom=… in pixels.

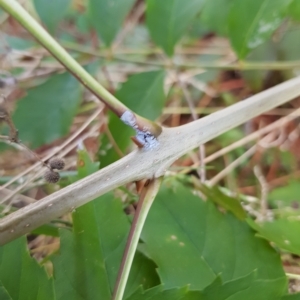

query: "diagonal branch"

left=1, top=76, right=300, bottom=245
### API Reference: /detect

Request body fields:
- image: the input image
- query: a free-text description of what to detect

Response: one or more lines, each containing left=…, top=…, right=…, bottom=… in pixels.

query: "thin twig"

left=0, top=106, right=103, bottom=191
left=253, top=165, right=269, bottom=221
left=103, top=125, right=124, bottom=157
left=61, top=40, right=300, bottom=71
left=0, top=123, right=101, bottom=205
left=208, top=146, right=257, bottom=186
left=179, top=107, right=300, bottom=173
left=178, top=75, right=206, bottom=182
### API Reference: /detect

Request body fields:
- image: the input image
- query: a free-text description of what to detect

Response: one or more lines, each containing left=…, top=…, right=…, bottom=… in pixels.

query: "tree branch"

left=1, top=76, right=300, bottom=245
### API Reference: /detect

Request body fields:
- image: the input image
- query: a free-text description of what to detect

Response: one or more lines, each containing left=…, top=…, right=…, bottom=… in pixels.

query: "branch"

left=1, top=76, right=300, bottom=245
left=0, top=0, right=161, bottom=136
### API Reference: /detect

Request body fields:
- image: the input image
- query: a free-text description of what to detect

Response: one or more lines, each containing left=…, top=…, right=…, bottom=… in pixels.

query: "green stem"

left=112, top=178, right=163, bottom=300
left=0, top=0, right=161, bottom=136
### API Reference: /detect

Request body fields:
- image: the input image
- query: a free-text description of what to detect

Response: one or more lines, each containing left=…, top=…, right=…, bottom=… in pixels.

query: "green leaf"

left=53, top=149, right=158, bottom=300
left=282, top=293, right=300, bottom=300
left=288, top=0, right=300, bottom=21
left=125, top=251, right=160, bottom=298
left=191, top=274, right=286, bottom=300
left=197, top=184, right=247, bottom=220
left=0, top=281, right=12, bottom=300
left=277, top=27, right=300, bottom=61
left=5, top=35, right=37, bottom=50
left=126, top=286, right=189, bottom=300
left=0, top=237, right=55, bottom=300
left=141, top=180, right=287, bottom=295
left=200, top=0, right=232, bottom=36
left=269, top=180, right=300, bottom=208
left=249, top=218, right=300, bottom=255
left=31, top=223, right=60, bottom=237
left=228, top=0, right=292, bottom=59
left=242, top=41, right=276, bottom=91
left=146, top=0, right=205, bottom=56
left=87, top=0, right=136, bottom=46
left=13, top=72, right=81, bottom=149
left=33, top=0, right=71, bottom=34
left=99, top=70, right=165, bottom=167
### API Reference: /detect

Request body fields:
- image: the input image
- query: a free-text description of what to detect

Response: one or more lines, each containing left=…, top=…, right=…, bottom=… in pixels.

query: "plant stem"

left=0, top=0, right=161, bottom=136
left=112, top=177, right=163, bottom=300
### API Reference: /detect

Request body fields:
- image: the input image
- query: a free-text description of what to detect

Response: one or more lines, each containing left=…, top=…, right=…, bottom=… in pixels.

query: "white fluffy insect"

left=120, top=110, right=159, bottom=150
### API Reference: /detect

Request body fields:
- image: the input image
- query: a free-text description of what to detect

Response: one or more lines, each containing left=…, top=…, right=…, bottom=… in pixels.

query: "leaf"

left=242, top=41, right=276, bottom=91
left=52, top=149, right=158, bottom=300
left=268, top=180, right=300, bottom=208
left=5, top=35, right=37, bottom=50
left=191, top=274, right=286, bottom=300
left=99, top=70, right=165, bottom=167
left=125, top=251, right=160, bottom=298
left=126, top=286, right=189, bottom=300
left=141, top=180, right=287, bottom=296
left=200, top=0, right=232, bottom=36
left=276, top=27, right=300, bottom=64
left=128, top=273, right=288, bottom=300
left=146, top=0, right=205, bottom=56
left=197, top=184, right=247, bottom=220
left=249, top=218, right=300, bottom=255
left=282, top=293, right=300, bottom=300
left=288, top=0, right=300, bottom=21
left=0, top=237, right=55, bottom=300
left=13, top=72, right=81, bottom=149
left=228, top=0, right=292, bottom=59
left=0, top=281, right=12, bottom=300
left=33, top=0, right=71, bottom=33
left=87, top=0, right=136, bottom=46
left=31, top=223, right=60, bottom=237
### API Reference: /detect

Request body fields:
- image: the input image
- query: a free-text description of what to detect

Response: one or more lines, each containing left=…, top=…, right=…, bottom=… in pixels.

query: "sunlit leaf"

left=146, top=0, right=205, bottom=56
